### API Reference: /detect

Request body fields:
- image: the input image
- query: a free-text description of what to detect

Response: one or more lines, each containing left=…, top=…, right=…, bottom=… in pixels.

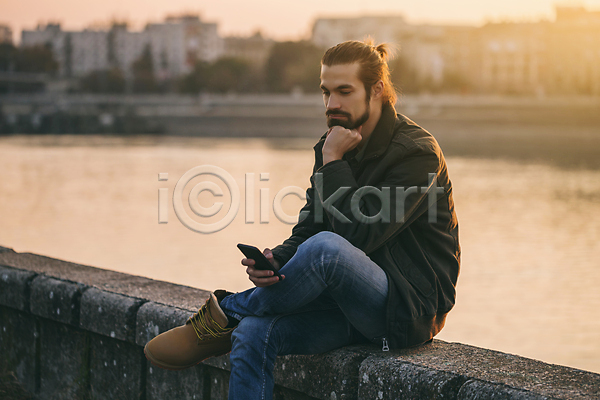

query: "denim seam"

left=261, top=315, right=283, bottom=400
left=223, top=308, right=244, bottom=323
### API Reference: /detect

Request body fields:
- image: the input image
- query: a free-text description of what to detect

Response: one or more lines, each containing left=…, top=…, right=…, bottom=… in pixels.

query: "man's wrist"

left=323, top=151, right=342, bottom=165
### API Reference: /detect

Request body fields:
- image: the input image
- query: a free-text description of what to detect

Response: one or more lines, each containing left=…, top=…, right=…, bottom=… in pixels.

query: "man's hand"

left=241, top=248, right=284, bottom=288
left=322, top=125, right=362, bottom=165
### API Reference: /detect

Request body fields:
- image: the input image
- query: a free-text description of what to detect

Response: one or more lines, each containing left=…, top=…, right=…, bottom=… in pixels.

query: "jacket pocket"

left=389, top=242, right=435, bottom=298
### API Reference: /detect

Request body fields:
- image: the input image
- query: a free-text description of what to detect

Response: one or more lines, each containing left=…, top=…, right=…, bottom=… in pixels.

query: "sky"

left=2, top=0, right=600, bottom=42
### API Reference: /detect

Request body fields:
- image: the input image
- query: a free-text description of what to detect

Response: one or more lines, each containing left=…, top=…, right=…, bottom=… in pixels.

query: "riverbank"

left=2, top=93, right=600, bottom=169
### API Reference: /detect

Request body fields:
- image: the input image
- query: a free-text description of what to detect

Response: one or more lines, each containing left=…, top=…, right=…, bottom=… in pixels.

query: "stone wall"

left=1, top=245, right=599, bottom=399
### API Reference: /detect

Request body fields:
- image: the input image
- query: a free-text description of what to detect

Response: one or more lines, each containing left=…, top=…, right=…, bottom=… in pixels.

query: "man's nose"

left=326, top=94, right=341, bottom=110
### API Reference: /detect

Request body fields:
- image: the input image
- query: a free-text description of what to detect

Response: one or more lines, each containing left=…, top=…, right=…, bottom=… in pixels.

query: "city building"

left=0, top=24, right=13, bottom=44
left=312, top=15, right=410, bottom=49
left=70, top=30, right=110, bottom=77
left=477, top=22, right=546, bottom=94
left=223, top=31, right=274, bottom=68
left=14, top=6, right=600, bottom=95
left=545, top=6, right=600, bottom=95
left=311, top=6, right=600, bottom=95
left=21, top=24, right=70, bottom=77
left=20, top=15, right=223, bottom=82
left=22, top=24, right=109, bottom=78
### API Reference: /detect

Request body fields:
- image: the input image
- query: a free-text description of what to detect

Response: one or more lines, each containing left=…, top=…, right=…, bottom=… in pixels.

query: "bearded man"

left=144, top=39, right=460, bottom=400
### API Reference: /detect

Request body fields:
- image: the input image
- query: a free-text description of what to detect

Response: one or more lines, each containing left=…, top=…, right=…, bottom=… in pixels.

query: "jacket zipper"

left=382, top=337, right=389, bottom=352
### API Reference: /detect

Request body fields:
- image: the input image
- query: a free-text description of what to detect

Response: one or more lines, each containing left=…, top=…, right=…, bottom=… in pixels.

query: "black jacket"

left=271, top=104, right=460, bottom=349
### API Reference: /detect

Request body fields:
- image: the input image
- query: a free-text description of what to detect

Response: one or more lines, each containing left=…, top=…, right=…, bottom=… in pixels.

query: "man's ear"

left=371, top=80, right=384, bottom=100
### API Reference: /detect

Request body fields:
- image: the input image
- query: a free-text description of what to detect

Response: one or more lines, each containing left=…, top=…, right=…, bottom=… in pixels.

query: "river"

left=1, top=119, right=599, bottom=374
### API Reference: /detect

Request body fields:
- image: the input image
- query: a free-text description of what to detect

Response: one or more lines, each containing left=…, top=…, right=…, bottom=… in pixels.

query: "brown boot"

left=144, top=290, right=236, bottom=370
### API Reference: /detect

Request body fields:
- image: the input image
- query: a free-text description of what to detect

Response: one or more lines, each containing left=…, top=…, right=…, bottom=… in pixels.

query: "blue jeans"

left=219, top=231, right=389, bottom=400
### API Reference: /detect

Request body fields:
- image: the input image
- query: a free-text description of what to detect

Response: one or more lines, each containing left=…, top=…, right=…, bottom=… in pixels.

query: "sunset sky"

left=2, top=0, right=600, bottom=41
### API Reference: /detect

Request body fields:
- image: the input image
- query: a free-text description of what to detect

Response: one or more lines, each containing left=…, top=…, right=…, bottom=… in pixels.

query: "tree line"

left=1, top=40, right=468, bottom=95
left=83, top=41, right=327, bottom=95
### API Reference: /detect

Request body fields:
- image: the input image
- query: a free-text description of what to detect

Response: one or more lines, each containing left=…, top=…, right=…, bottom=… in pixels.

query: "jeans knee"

left=231, top=316, right=279, bottom=356
left=300, top=231, right=350, bottom=258
left=230, top=316, right=279, bottom=363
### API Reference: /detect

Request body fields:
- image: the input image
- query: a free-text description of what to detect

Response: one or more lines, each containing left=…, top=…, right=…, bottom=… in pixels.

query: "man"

left=144, top=40, right=460, bottom=399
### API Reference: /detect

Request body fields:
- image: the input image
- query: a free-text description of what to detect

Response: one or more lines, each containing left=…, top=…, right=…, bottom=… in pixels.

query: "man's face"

left=320, top=63, right=370, bottom=130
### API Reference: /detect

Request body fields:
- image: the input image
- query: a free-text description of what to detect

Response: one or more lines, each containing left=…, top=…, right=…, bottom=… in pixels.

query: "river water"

left=1, top=132, right=599, bottom=374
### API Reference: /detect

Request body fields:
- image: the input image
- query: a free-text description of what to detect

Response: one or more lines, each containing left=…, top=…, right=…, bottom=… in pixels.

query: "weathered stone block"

left=38, top=319, right=89, bottom=400
left=203, top=345, right=372, bottom=399
left=273, top=386, right=321, bottom=400
left=30, top=276, right=84, bottom=326
left=457, top=379, right=547, bottom=400
left=273, top=345, right=374, bottom=400
left=135, top=301, right=191, bottom=347
left=89, top=334, right=143, bottom=400
left=146, top=363, right=206, bottom=400
left=358, top=353, right=466, bottom=399
left=80, top=287, right=144, bottom=343
left=383, top=340, right=600, bottom=400
left=0, top=265, right=37, bottom=311
left=202, top=354, right=230, bottom=371
left=0, top=307, right=38, bottom=394
left=203, top=345, right=373, bottom=399
left=205, top=365, right=230, bottom=400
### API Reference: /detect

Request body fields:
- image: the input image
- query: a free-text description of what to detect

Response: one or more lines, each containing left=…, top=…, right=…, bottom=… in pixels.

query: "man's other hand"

left=241, top=248, right=285, bottom=288
left=322, top=125, right=362, bottom=165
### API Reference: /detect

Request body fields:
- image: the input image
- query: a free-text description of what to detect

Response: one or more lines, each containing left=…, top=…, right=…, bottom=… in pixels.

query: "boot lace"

left=188, top=303, right=228, bottom=341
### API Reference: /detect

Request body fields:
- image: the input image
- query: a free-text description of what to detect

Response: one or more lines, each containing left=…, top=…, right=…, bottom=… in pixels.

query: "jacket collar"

left=345, top=102, right=397, bottom=162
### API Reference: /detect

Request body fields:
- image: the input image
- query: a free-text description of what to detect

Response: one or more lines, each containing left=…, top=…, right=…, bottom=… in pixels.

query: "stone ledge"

left=358, top=351, right=467, bottom=399
left=357, top=340, right=600, bottom=400
left=202, top=346, right=377, bottom=399
left=0, top=246, right=15, bottom=253
left=1, top=245, right=600, bottom=400
left=273, top=346, right=376, bottom=399
left=0, top=265, right=37, bottom=312
left=80, top=288, right=146, bottom=343
left=0, top=250, right=211, bottom=310
left=457, top=380, right=548, bottom=400
left=30, top=275, right=85, bottom=326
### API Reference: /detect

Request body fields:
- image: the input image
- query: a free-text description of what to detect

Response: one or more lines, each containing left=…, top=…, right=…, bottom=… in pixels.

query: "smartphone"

left=237, top=243, right=283, bottom=280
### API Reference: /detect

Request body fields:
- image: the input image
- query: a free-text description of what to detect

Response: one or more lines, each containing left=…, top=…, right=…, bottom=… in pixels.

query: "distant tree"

left=131, top=44, right=157, bottom=93
left=389, top=56, right=420, bottom=94
left=264, top=41, right=324, bottom=93
left=179, top=57, right=261, bottom=94
left=206, top=57, right=253, bottom=93
left=79, top=68, right=126, bottom=93
left=0, top=43, right=18, bottom=71
left=14, top=44, right=58, bottom=74
left=178, top=61, right=211, bottom=93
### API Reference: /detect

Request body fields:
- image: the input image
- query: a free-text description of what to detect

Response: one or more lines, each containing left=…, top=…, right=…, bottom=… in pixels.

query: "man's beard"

left=326, top=102, right=370, bottom=130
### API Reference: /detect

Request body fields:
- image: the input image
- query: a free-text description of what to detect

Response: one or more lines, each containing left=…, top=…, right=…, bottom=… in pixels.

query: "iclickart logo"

left=157, top=165, right=307, bottom=233
left=158, top=165, right=443, bottom=234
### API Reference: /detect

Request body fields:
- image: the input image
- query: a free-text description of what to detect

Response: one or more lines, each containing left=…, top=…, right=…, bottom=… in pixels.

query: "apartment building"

left=311, top=6, right=600, bottom=95
left=0, top=24, right=12, bottom=44
left=20, top=15, right=223, bottom=81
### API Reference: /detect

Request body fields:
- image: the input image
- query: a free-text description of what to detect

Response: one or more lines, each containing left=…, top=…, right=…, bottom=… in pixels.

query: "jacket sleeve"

left=314, top=144, right=442, bottom=255
left=270, top=152, right=328, bottom=267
